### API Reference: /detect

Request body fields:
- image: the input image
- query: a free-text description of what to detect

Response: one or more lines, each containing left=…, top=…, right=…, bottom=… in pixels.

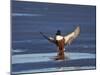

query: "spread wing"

left=40, top=32, right=55, bottom=44
left=64, top=26, right=80, bottom=45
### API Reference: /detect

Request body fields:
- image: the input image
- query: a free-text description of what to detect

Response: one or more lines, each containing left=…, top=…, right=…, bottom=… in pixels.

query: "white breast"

left=56, top=36, right=63, bottom=40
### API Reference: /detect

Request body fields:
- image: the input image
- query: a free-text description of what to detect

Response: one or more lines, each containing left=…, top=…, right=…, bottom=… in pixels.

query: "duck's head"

left=56, top=30, right=61, bottom=35
left=56, top=30, right=63, bottom=40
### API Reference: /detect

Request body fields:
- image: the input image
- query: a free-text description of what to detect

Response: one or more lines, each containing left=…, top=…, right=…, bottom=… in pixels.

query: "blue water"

left=11, top=1, right=96, bottom=74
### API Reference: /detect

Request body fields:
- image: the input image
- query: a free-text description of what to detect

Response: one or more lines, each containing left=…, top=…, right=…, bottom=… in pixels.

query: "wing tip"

left=74, top=25, right=80, bottom=37
left=76, top=25, right=80, bottom=32
left=76, top=25, right=80, bottom=30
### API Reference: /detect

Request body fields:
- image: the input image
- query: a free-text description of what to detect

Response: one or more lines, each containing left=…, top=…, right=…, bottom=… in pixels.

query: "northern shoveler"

left=40, top=26, right=80, bottom=60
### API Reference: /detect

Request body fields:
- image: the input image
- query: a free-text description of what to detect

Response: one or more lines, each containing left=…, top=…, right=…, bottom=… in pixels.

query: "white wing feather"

left=40, top=32, right=55, bottom=43
left=49, top=37, right=55, bottom=43
left=64, top=26, right=80, bottom=45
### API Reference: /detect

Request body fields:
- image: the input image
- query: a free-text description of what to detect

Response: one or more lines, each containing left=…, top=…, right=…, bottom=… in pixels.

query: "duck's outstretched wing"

left=64, top=26, right=80, bottom=45
left=40, top=32, right=55, bottom=44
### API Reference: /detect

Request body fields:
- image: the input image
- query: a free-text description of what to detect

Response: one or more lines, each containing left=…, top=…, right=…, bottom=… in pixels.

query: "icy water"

left=11, top=1, right=96, bottom=74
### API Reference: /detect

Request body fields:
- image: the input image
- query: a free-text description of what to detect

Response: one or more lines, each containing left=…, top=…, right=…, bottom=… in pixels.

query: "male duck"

left=40, top=26, right=80, bottom=60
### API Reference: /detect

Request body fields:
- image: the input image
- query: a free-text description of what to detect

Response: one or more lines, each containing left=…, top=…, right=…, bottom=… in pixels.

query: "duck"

left=40, top=26, right=80, bottom=60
